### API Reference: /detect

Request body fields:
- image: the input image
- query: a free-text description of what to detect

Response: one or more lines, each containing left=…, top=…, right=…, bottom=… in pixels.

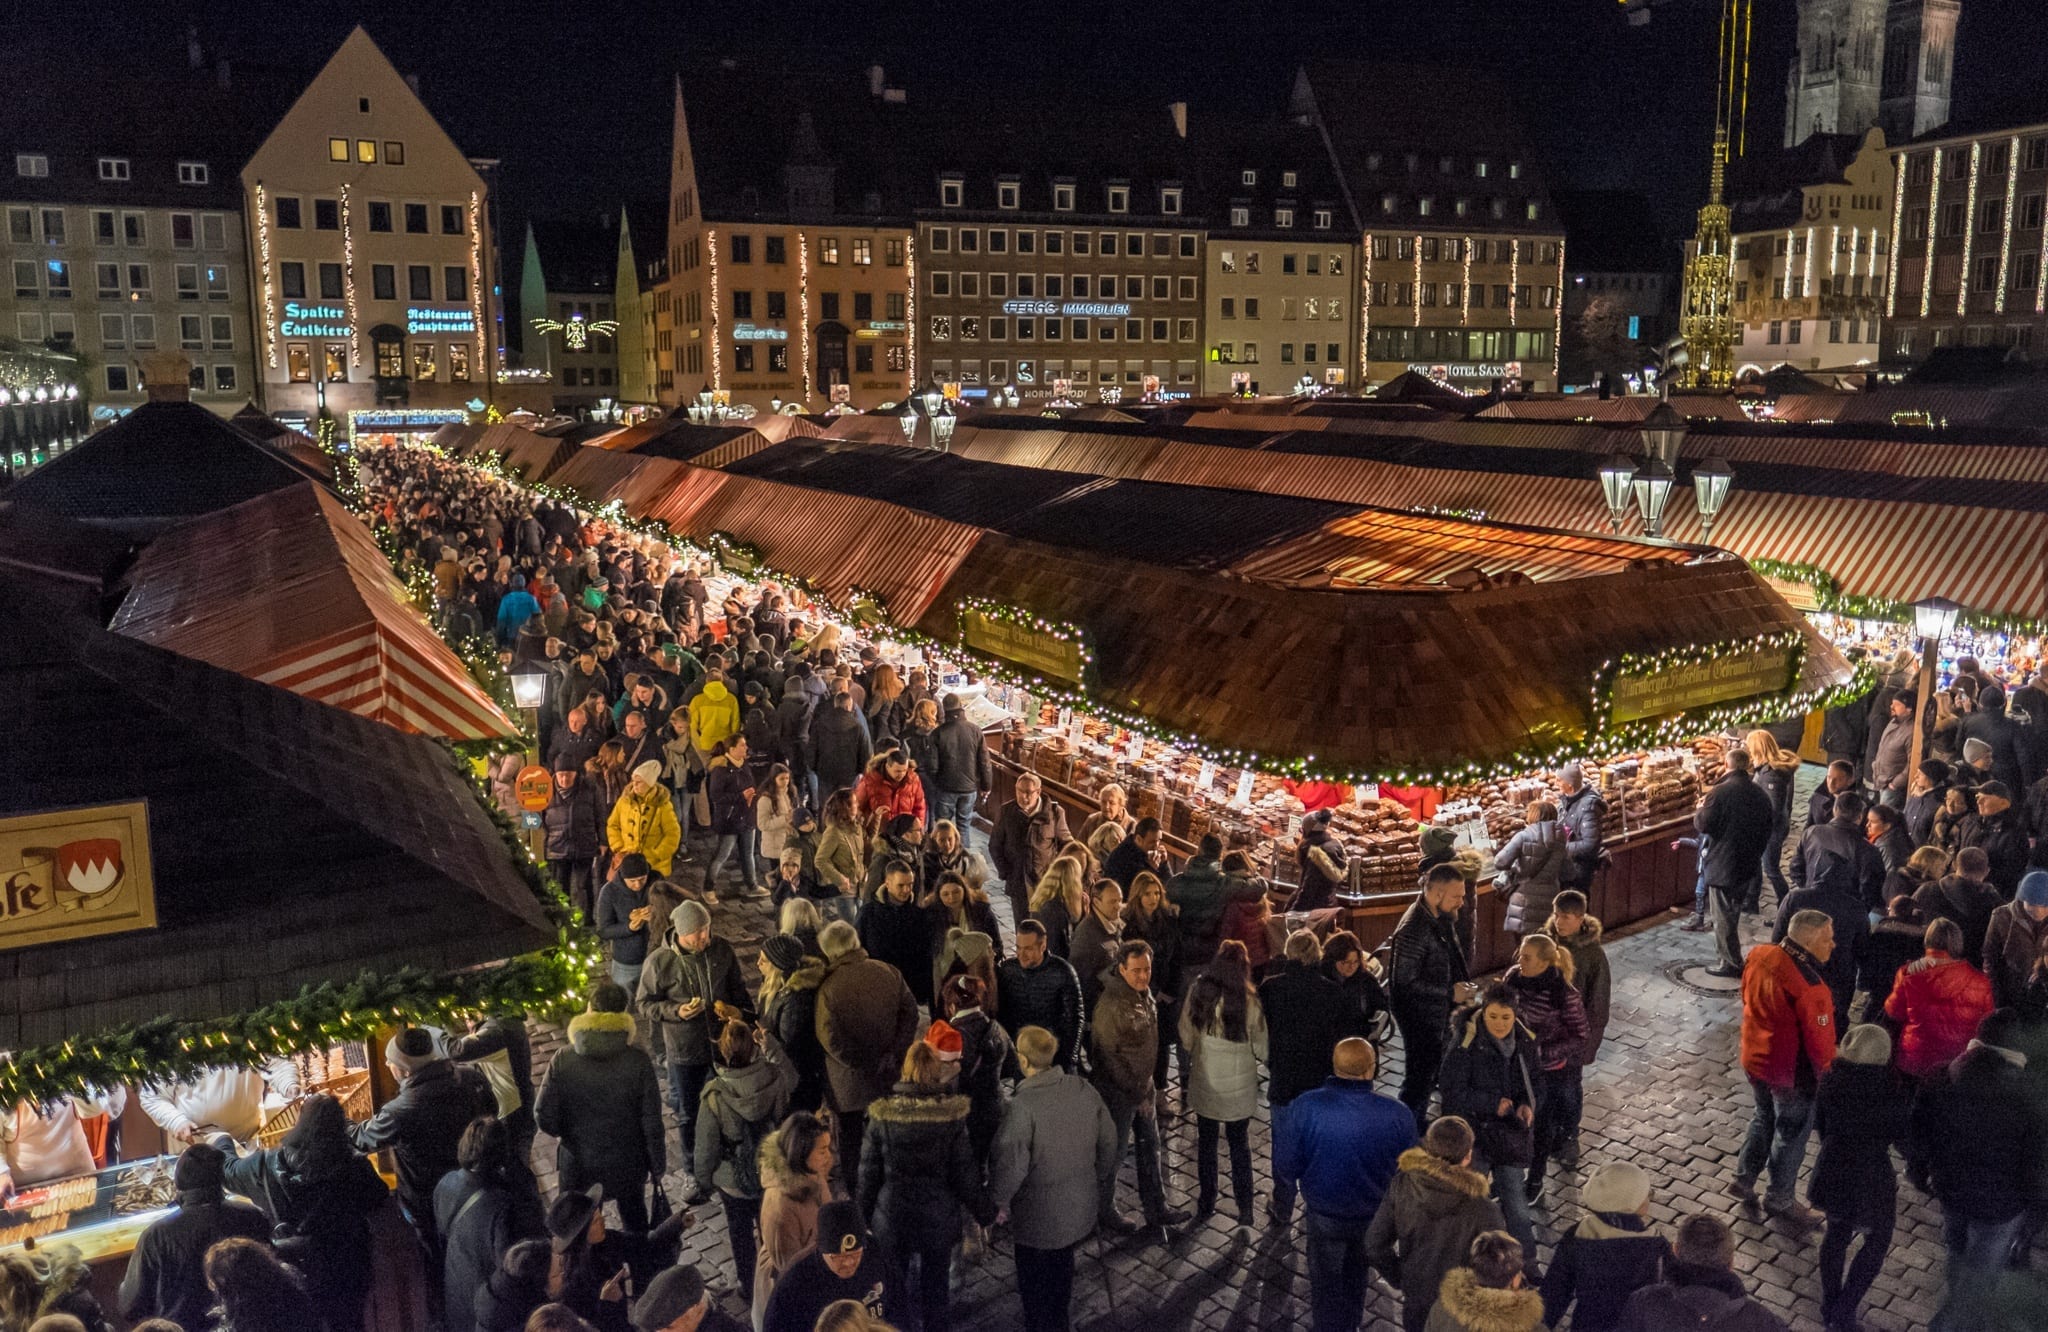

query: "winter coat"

left=808, top=706, right=873, bottom=793
left=1770, top=883, right=1868, bottom=1017
left=1912, top=873, right=2003, bottom=967
left=1365, top=1148, right=1507, bottom=1332
left=1124, top=903, right=1185, bottom=1005
left=763, top=959, right=829, bottom=1111
left=1755, top=759, right=1797, bottom=828
left=219, top=1147, right=388, bottom=1322
left=899, top=721, right=940, bottom=787
left=987, top=1068, right=1119, bottom=1250
left=1273, top=1076, right=1418, bottom=1223
left=860, top=835, right=928, bottom=902
left=1323, top=957, right=1392, bottom=1041
left=117, top=1191, right=271, bottom=1330
left=949, top=1006, right=1013, bottom=1159
left=1984, top=900, right=2048, bottom=1010
left=1034, top=893, right=1081, bottom=960
left=814, top=946, right=919, bottom=1113
left=1295, top=830, right=1349, bottom=911
left=1739, top=941, right=1837, bottom=1092
left=1960, top=807, right=2030, bottom=896
left=1538, top=1211, right=1667, bottom=1332
left=853, top=763, right=927, bottom=828
left=931, top=713, right=992, bottom=794
left=1616, top=1261, right=1788, bottom=1332
left=593, top=875, right=654, bottom=967
left=707, top=759, right=755, bottom=836
left=534, top=1009, right=666, bottom=1194
left=687, top=679, right=742, bottom=751
left=772, top=691, right=815, bottom=775
left=1884, top=950, right=1994, bottom=1076
left=472, top=1262, right=549, bottom=1332
left=1067, top=909, right=1123, bottom=1013
left=1494, top=819, right=1565, bottom=932
left=1388, top=898, right=1471, bottom=1020
left=1501, top=965, right=1589, bottom=1071
left=636, top=932, right=754, bottom=1067
left=814, top=820, right=867, bottom=894
left=858, top=1084, right=994, bottom=1251
left=346, top=1059, right=496, bottom=1227
left=434, top=1170, right=543, bottom=1332
left=857, top=890, right=936, bottom=1008
left=1694, top=771, right=1777, bottom=890
left=1179, top=992, right=1268, bottom=1122
left=1423, top=1268, right=1547, bottom=1332
left=753, top=791, right=807, bottom=862
left=1809, top=1061, right=1909, bottom=1226
left=1168, top=855, right=1266, bottom=968
left=753, top=1134, right=832, bottom=1331
left=1558, top=785, right=1608, bottom=888
left=997, top=952, right=1085, bottom=1072
left=1912, top=1041, right=2043, bottom=1221
left=693, top=1046, right=796, bottom=1197
left=543, top=781, right=600, bottom=861
left=1090, top=970, right=1161, bottom=1117
left=989, top=797, right=1071, bottom=900
left=1820, top=694, right=1871, bottom=764
left=606, top=782, right=681, bottom=875
left=1101, top=836, right=1161, bottom=892
left=1438, top=1006, right=1539, bottom=1169
left=1260, top=962, right=1356, bottom=1105
left=1959, top=701, right=2026, bottom=794
left=1541, top=913, right=1612, bottom=1063
left=1862, top=916, right=1925, bottom=1012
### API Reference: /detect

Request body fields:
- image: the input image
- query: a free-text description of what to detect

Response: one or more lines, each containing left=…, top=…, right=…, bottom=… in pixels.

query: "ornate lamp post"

left=1691, top=455, right=1735, bottom=543
left=1906, top=596, right=1963, bottom=778
left=1597, top=455, right=1637, bottom=535
left=1632, top=458, right=1676, bottom=538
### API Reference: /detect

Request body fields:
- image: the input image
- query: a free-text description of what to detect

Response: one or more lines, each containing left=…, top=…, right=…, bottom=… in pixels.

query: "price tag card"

left=1197, top=760, right=1216, bottom=791
left=1359, top=782, right=1380, bottom=803
left=1124, top=731, right=1146, bottom=761
left=1231, top=769, right=1255, bottom=807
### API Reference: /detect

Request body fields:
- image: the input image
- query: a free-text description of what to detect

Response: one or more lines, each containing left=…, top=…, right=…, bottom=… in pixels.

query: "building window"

left=100, top=314, right=125, bottom=348
left=1161, top=187, right=1182, bottom=215
left=97, top=157, right=130, bottom=181
left=883, top=238, right=902, bottom=265
left=367, top=201, right=392, bottom=232
left=11, top=260, right=35, bottom=299
left=281, top=262, right=306, bottom=299
left=356, top=139, right=376, bottom=163
left=328, top=138, right=349, bottom=162
left=1788, top=319, right=1802, bottom=344
left=372, top=264, right=396, bottom=299
left=408, top=265, right=432, bottom=300
left=766, top=290, right=787, bottom=319
left=1053, top=184, right=1075, bottom=211
left=15, top=153, right=48, bottom=177
left=988, top=229, right=1009, bottom=254
left=819, top=237, right=841, bottom=265
left=96, top=262, right=120, bottom=297
left=287, top=342, right=312, bottom=381
left=449, top=343, right=470, bottom=381
left=766, top=235, right=787, bottom=264
left=374, top=336, right=403, bottom=378
left=126, top=263, right=151, bottom=296
left=999, top=181, right=1020, bottom=209
left=1313, top=209, right=1332, bottom=230
left=105, top=365, right=129, bottom=393
left=1276, top=207, right=1295, bottom=227
left=213, top=364, right=236, bottom=392
left=1229, top=206, right=1249, bottom=228
left=384, top=142, right=405, bottom=165
left=929, top=271, right=950, bottom=297
left=275, top=196, right=302, bottom=229
left=1108, top=186, right=1129, bottom=213
left=174, top=263, right=198, bottom=299
left=940, top=177, right=963, bottom=207
left=316, top=262, right=342, bottom=299
left=404, top=203, right=428, bottom=234
left=2022, top=195, right=2046, bottom=231
left=209, top=315, right=232, bottom=347
left=413, top=342, right=438, bottom=381
left=441, top=204, right=465, bottom=235
left=314, top=198, right=340, bottom=231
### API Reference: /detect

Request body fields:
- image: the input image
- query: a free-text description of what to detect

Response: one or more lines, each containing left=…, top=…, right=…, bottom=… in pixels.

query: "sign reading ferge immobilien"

left=0, top=802, right=158, bottom=952
left=1608, top=643, right=1798, bottom=725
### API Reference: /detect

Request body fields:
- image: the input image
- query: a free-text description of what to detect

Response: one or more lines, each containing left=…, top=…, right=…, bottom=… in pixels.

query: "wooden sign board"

left=961, top=608, right=1086, bottom=685
left=1610, top=642, right=1798, bottom=725
left=0, top=801, right=158, bottom=952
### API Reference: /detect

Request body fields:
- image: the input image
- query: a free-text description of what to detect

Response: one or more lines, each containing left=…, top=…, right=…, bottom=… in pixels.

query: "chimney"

left=186, top=25, right=203, bottom=70
left=1168, top=101, right=1188, bottom=139
left=215, top=57, right=231, bottom=90
left=405, top=72, right=421, bottom=96
left=140, top=351, right=193, bottom=404
left=868, top=63, right=885, bottom=98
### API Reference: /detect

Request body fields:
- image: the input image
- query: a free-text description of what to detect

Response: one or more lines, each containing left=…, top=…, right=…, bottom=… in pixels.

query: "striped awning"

left=111, top=483, right=518, bottom=740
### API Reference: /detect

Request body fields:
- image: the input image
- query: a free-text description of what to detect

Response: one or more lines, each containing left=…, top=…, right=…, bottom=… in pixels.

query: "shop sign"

left=405, top=306, right=476, bottom=336
left=862, top=320, right=906, bottom=333
left=515, top=766, right=553, bottom=812
left=961, top=607, right=1087, bottom=685
left=1608, top=641, right=1799, bottom=725
left=732, top=323, right=788, bottom=342
left=281, top=301, right=351, bottom=339
left=0, top=802, right=158, bottom=952
left=1407, top=361, right=1523, bottom=381
left=350, top=408, right=469, bottom=431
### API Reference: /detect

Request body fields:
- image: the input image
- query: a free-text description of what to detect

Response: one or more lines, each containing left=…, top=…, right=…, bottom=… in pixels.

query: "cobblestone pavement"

left=528, top=821, right=1964, bottom=1331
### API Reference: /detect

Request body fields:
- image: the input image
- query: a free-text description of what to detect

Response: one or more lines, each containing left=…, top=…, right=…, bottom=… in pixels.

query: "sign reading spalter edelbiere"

left=0, top=802, right=158, bottom=952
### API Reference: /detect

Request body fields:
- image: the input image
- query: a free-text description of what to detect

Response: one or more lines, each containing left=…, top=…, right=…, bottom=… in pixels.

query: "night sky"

left=33, top=0, right=2048, bottom=246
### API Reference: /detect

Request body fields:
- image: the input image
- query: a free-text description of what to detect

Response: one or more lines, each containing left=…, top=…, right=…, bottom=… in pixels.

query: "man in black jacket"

left=1789, top=790, right=1887, bottom=909
left=997, top=922, right=1085, bottom=1073
left=535, top=981, right=667, bottom=1232
left=809, top=689, right=872, bottom=797
left=1387, top=863, right=1476, bottom=1132
left=1556, top=763, right=1606, bottom=893
left=117, top=1143, right=270, bottom=1330
left=348, top=1028, right=497, bottom=1250
left=1806, top=759, right=1868, bottom=835
left=1959, top=685, right=2027, bottom=796
left=1696, top=750, right=1781, bottom=977
left=1259, top=930, right=1357, bottom=1225
left=930, top=694, right=992, bottom=834
left=1961, top=781, right=2030, bottom=898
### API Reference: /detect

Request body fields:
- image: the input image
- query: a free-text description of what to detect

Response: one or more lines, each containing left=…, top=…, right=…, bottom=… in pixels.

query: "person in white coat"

left=1177, top=939, right=1268, bottom=1237
left=0, top=1087, right=126, bottom=1197
left=138, top=1060, right=300, bottom=1145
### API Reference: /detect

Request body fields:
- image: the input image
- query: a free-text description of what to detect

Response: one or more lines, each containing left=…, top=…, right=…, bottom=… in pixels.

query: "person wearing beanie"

left=1536, top=1158, right=1665, bottom=1332
left=118, top=1141, right=271, bottom=1329
left=1364, top=1115, right=1506, bottom=1332
left=595, top=852, right=658, bottom=992
left=1807, top=1022, right=1909, bottom=1332
left=761, top=1200, right=887, bottom=1332
left=537, top=980, right=669, bottom=1234
left=636, top=900, right=753, bottom=1204
left=349, top=1028, right=497, bottom=1252
left=607, top=758, right=682, bottom=878
left=1961, top=778, right=2029, bottom=898
left=1985, top=870, right=2048, bottom=1008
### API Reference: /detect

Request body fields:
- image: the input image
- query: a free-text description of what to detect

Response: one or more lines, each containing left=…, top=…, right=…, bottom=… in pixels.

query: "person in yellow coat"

left=688, top=670, right=746, bottom=829
left=608, top=759, right=683, bottom=877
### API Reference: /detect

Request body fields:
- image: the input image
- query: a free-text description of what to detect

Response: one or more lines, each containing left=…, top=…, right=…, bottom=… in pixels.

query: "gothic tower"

left=1786, top=0, right=1887, bottom=148
left=1880, top=0, right=1960, bottom=143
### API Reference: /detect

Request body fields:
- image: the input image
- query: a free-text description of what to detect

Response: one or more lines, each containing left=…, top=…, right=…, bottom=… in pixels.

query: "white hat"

left=632, top=760, right=662, bottom=786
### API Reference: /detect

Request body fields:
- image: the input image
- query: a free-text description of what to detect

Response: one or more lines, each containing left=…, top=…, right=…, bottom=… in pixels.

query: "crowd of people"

left=11, top=445, right=2047, bottom=1332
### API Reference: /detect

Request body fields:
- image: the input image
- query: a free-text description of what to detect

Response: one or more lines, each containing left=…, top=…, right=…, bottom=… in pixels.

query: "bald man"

left=1274, top=1038, right=1418, bottom=1332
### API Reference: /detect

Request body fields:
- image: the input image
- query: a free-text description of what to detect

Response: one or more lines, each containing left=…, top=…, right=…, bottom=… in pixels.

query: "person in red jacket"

left=1884, top=917, right=1994, bottom=1080
left=1732, top=908, right=1838, bottom=1227
left=853, top=750, right=927, bottom=831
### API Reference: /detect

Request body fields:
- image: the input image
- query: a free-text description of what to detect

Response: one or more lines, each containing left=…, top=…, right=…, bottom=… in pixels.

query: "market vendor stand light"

left=1906, top=595, right=1964, bottom=778
left=1691, top=455, right=1735, bottom=543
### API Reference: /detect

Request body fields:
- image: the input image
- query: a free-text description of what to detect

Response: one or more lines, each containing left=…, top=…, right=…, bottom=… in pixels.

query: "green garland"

left=1752, top=557, right=2042, bottom=635
left=1587, top=630, right=1807, bottom=740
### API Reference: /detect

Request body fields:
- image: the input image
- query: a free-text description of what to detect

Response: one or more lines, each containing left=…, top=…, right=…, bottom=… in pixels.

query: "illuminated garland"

left=1922, top=150, right=1941, bottom=318
left=1360, top=235, right=1372, bottom=384
left=954, top=595, right=1095, bottom=683
left=708, top=228, right=721, bottom=390
left=1509, top=239, right=1519, bottom=327
left=1887, top=153, right=1906, bottom=320
left=469, top=190, right=487, bottom=378
left=341, top=184, right=361, bottom=368
left=798, top=230, right=812, bottom=402
left=1587, top=630, right=1804, bottom=739
left=1553, top=236, right=1565, bottom=386
left=256, top=182, right=278, bottom=369
left=1958, top=142, right=1981, bottom=318
left=1750, top=557, right=2044, bottom=634
left=1412, top=233, right=1423, bottom=329
left=1997, top=135, right=2019, bottom=315
left=1461, top=235, right=1472, bottom=327
left=904, top=232, right=917, bottom=394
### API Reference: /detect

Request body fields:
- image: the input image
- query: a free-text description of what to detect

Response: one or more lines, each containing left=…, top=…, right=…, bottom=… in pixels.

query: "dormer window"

left=97, top=157, right=130, bottom=181
left=1241, top=169, right=1257, bottom=187
left=940, top=176, right=963, bottom=208
left=998, top=180, right=1020, bottom=210
left=1275, top=207, right=1295, bottom=228
left=1053, top=183, right=1075, bottom=211
left=15, top=154, right=47, bottom=178
left=1282, top=170, right=1297, bottom=189
left=1107, top=185, right=1129, bottom=213
left=177, top=161, right=209, bottom=185
left=1313, top=208, right=1331, bottom=230
left=1475, top=160, right=1490, bottom=178
left=1161, top=187, right=1182, bottom=215
left=1229, top=206, right=1249, bottom=227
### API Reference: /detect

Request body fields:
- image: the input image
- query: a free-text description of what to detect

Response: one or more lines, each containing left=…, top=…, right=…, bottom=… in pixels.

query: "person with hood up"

left=535, top=982, right=667, bottom=1233
left=1616, top=1214, right=1786, bottom=1332
left=694, top=1019, right=797, bottom=1306
left=637, top=899, right=754, bottom=1202
left=1365, top=1116, right=1507, bottom=1332
left=607, top=760, right=682, bottom=880
left=1493, top=801, right=1566, bottom=936
left=814, top=920, right=920, bottom=1193
left=1436, top=987, right=1541, bottom=1264
left=1885, top=916, right=1994, bottom=1079
left=1500, top=934, right=1588, bottom=1203
left=758, top=935, right=829, bottom=1112
left=347, top=1027, right=496, bottom=1253
left=1537, top=1160, right=1665, bottom=1332
left=858, top=1040, right=995, bottom=1332
left=1809, top=1023, right=1909, bottom=1332
left=116, top=1142, right=270, bottom=1330
left=754, top=1110, right=835, bottom=1331
left=1985, top=871, right=2048, bottom=1009
left=434, top=1116, right=545, bottom=1332
left=772, top=678, right=816, bottom=790
left=1424, top=1231, right=1546, bottom=1332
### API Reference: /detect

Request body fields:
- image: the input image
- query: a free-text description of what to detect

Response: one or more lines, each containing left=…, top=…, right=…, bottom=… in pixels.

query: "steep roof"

left=1727, top=132, right=1867, bottom=233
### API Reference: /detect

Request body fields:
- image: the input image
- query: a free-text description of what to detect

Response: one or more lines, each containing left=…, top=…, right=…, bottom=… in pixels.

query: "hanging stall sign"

left=1604, top=637, right=1801, bottom=726
left=515, top=766, right=553, bottom=812
left=0, top=802, right=158, bottom=952
left=958, top=599, right=1091, bottom=686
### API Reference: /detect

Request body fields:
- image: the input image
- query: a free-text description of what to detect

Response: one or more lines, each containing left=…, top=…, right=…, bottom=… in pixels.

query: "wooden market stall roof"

left=0, top=576, right=554, bottom=1050
left=110, top=483, right=519, bottom=740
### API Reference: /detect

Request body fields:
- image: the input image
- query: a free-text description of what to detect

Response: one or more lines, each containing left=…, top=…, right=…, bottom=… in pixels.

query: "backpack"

left=709, top=1087, right=764, bottom=1197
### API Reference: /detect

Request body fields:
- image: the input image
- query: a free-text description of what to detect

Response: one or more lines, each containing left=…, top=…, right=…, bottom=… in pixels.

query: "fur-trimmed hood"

left=1542, top=912, right=1604, bottom=945
left=1395, top=1146, right=1492, bottom=1200
left=866, top=1086, right=971, bottom=1125
left=782, top=956, right=827, bottom=993
left=567, top=1008, right=636, bottom=1058
left=1432, top=1268, right=1546, bottom=1332
left=757, top=1130, right=829, bottom=1203
left=1451, top=847, right=1488, bottom=879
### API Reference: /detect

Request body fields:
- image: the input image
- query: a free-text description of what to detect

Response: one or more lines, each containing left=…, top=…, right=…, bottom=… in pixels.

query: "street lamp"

left=1632, top=457, right=1676, bottom=538
left=1597, top=455, right=1637, bottom=534
left=1639, top=400, right=1688, bottom=466
left=921, top=387, right=943, bottom=419
left=1690, top=456, right=1735, bottom=543
left=1906, top=596, right=1964, bottom=778
left=509, top=671, right=549, bottom=712
left=1913, top=596, right=1963, bottom=643
left=900, top=407, right=918, bottom=444
left=932, top=410, right=957, bottom=452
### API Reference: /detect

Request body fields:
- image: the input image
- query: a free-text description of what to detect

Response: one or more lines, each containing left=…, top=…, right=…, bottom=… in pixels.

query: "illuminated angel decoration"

left=531, top=312, right=619, bottom=351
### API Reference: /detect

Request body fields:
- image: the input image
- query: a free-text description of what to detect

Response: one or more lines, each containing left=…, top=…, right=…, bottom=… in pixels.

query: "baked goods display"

left=1436, top=739, right=1730, bottom=854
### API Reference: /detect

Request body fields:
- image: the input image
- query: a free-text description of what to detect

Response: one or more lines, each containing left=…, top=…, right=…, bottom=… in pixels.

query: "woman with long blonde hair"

left=1503, top=932, right=1587, bottom=1200
left=866, top=663, right=908, bottom=745
left=1027, top=855, right=1088, bottom=958
left=1745, top=729, right=1802, bottom=907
